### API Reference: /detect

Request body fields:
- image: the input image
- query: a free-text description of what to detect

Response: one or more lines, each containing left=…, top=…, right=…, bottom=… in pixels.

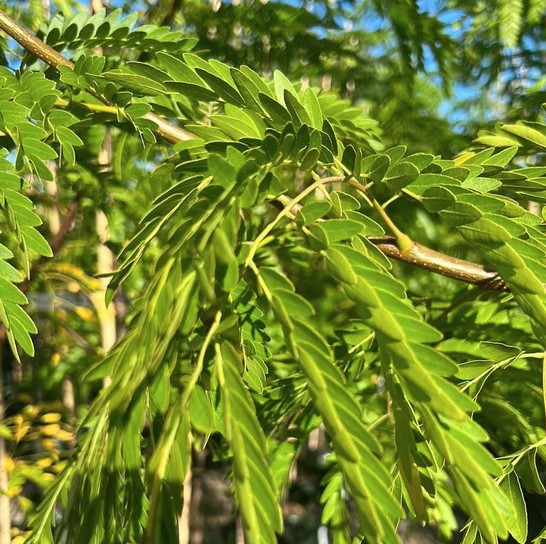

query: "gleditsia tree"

left=0, top=7, right=545, bottom=544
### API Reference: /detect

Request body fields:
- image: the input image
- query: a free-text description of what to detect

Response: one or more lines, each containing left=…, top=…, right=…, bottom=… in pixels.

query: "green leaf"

left=301, top=88, right=323, bottom=129
left=195, top=68, right=245, bottom=106
left=239, top=66, right=273, bottom=97
left=164, top=81, right=217, bottom=102
left=341, top=145, right=361, bottom=177
left=210, top=114, right=257, bottom=140
left=217, top=341, right=283, bottom=543
left=259, top=93, right=292, bottom=125
left=518, top=450, right=545, bottom=494
left=324, top=246, right=358, bottom=285
left=273, top=70, right=297, bottom=105
left=501, top=122, right=546, bottom=150
left=475, top=132, right=522, bottom=148
left=384, top=161, right=420, bottom=192
left=127, top=61, right=169, bottom=85
left=500, top=471, right=527, bottom=543
left=156, top=52, right=205, bottom=85
left=296, top=201, right=331, bottom=225
left=284, top=90, right=312, bottom=126
left=330, top=192, right=360, bottom=215
left=451, top=467, right=508, bottom=542
left=299, top=147, right=320, bottom=171
left=208, top=154, right=236, bottom=188
left=102, top=69, right=168, bottom=95
left=243, top=357, right=267, bottom=393
left=313, top=219, right=363, bottom=244
left=0, top=278, right=27, bottom=304
left=7, top=310, right=34, bottom=356
left=0, top=259, right=22, bottom=282
left=189, top=386, right=215, bottom=434
left=482, top=146, right=518, bottom=167
left=230, top=68, right=266, bottom=112
left=369, top=154, right=390, bottom=183
left=6, top=302, right=37, bottom=334
left=461, top=177, right=502, bottom=192
left=259, top=267, right=401, bottom=544
left=21, top=226, right=53, bottom=256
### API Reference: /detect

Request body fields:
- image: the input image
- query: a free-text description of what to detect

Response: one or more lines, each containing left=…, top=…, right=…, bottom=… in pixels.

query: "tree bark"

left=47, top=165, right=76, bottom=419
left=179, top=464, right=192, bottom=544
left=0, top=352, right=10, bottom=544
left=95, top=138, right=117, bottom=387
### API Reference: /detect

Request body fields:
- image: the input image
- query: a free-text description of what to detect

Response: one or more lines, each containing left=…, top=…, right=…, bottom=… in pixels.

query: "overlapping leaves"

left=28, top=259, right=199, bottom=543
left=403, top=149, right=546, bottom=346
left=279, top=190, right=511, bottom=540
left=38, top=8, right=197, bottom=58
left=257, top=265, right=402, bottom=543
left=0, top=158, right=42, bottom=359
left=216, top=341, right=282, bottom=544
left=5, top=12, right=546, bottom=544
left=0, top=67, right=63, bottom=357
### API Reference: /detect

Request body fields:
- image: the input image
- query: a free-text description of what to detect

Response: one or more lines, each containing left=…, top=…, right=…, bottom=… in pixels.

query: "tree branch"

left=0, top=9, right=512, bottom=293
left=367, top=236, right=508, bottom=291
left=271, top=195, right=508, bottom=292
left=0, top=10, right=193, bottom=144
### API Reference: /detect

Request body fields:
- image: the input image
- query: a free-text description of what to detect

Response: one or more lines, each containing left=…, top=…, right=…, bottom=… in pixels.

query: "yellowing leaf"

left=75, top=306, right=96, bottom=322
left=40, top=438, right=57, bottom=452
left=40, top=424, right=61, bottom=437
left=6, top=485, right=23, bottom=498
left=14, top=423, right=30, bottom=442
left=40, top=413, right=62, bottom=424
left=36, top=458, right=53, bottom=469
left=5, top=457, right=15, bottom=472
left=55, top=430, right=74, bottom=442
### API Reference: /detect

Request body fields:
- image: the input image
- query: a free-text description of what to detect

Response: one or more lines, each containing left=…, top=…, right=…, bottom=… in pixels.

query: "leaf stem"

left=0, top=10, right=71, bottom=69
left=346, top=177, right=373, bottom=199
left=180, top=310, right=222, bottom=410
left=340, top=169, right=413, bottom=252
left=244, top=176, right=340, bottom=266
left=249, top=261, right=274, bottom=304
left=368, top=236, right=508, bottom=290
left=147, top=309, right=221, bottom=540
left=55, top=98, right=123, bottom=115
left=270, top=193, right=511, bottom=292
left=370, top=197, right=414, bottom=253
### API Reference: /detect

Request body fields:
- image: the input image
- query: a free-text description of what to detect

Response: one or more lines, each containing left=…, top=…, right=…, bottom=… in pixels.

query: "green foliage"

left=1, top=4, right=546, bottom=544
left=38, top=8, right=197, bottom=56
left=0, top=67, right=59, bottom=359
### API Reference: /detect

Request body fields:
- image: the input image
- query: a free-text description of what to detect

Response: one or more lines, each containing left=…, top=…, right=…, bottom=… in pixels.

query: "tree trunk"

left=0, top=352, right=10, bottom=544
left=95, top=136, right=117, bottom=387
left=179, top=464, right=192, bottom=544
left=47, top=167, right=76, bottom=419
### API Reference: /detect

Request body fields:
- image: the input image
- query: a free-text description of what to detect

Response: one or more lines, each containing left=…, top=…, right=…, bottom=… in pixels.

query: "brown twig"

left=271, top=195, right=509, bottom=292
left=368, top=236, right=508, bottom=291
left=50, top=200, right=79, bottom=256
left=0, top=10, right=193, bottom=144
